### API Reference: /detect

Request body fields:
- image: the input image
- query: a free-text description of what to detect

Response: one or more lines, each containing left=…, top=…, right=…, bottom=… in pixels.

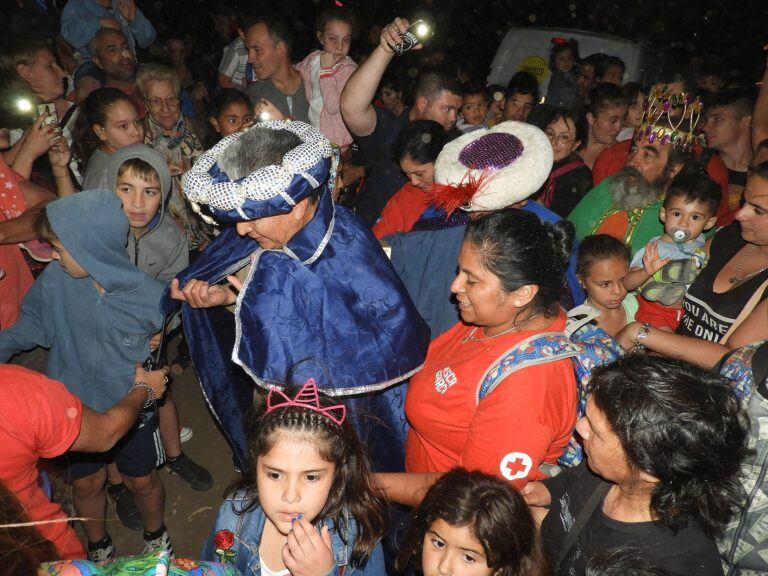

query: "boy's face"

left=599, top=65, right=624, bottom=86
left=703, top=105, right=748, bottom=151
left=460, top=94, right=488, bottom=126
left=116, top=167, right=162, bottom=235
left=660, top=196, right=717, bottom=240
left=51, top=240, right=89, bottom=279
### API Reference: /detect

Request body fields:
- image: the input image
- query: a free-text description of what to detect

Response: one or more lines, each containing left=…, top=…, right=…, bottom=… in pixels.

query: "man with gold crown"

left=568, top=86, right=705, bottom=253
left=161, top=120, right=430, bottom=471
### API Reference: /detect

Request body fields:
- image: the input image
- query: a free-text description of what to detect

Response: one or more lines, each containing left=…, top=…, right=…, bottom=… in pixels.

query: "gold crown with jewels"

left=635, top=85, right=703, bottom=151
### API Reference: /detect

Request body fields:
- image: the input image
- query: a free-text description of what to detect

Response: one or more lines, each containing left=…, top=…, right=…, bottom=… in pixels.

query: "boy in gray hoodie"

left=102, top=145, right=212, bottom=531
left=0, top=190, right=173, bottom=561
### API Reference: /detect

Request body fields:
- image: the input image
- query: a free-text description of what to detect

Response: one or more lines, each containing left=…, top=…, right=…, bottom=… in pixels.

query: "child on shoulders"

left=297, top=7, right=357, bottom=152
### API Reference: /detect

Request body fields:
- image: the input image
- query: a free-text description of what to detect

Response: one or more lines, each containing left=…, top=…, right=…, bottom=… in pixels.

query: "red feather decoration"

left=427, top=169, right=496, bottom=217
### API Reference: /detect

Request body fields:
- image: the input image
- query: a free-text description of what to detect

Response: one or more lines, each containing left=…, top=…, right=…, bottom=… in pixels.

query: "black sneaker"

left=166, top=453, right=213, bottom=491
left=87, top=534, right=115, bottom=563
left=106, top=482, right=143, bottom=531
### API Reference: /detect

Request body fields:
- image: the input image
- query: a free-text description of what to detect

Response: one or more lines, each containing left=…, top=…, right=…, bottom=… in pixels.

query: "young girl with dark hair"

left=546, top=39, right=579, bottom=109
left=397, top=468, right=548, bottom=576
left=206, top=88, right=254, bottom=147
left=578, top=83, right=628, bottom=169
left=396, top=468, right=546, bottom=576
left=570, top=234, right=637, bottom=336
left=202, top=378, right=387, bottom=576
left=74, top=87, right=143, bottom=188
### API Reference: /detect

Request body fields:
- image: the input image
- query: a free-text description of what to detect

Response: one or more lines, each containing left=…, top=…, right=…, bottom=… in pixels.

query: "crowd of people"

left=1, top=2, right=768, bottom=575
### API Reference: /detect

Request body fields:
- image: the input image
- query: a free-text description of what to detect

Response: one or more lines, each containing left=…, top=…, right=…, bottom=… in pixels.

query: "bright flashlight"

left=260, top=111, right=270, bottom=121
left=16, top=98, right=33, bottom=113
left=415, top=23, right=430, bottom=39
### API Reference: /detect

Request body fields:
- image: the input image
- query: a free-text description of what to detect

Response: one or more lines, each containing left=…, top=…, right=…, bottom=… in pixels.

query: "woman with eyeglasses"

left=136, top=63, right=209, bottom=252
left=532, top=106, right=593, bottom=218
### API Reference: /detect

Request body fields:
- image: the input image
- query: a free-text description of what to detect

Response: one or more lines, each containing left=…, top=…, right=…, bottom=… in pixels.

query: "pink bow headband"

left=266, top=378, right=347, bottom=425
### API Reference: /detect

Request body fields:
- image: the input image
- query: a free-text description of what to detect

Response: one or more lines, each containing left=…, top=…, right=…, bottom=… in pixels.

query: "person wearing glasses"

left=136, top=63, right=210, bottom=252
left=532, top=106, right=593, bottom=218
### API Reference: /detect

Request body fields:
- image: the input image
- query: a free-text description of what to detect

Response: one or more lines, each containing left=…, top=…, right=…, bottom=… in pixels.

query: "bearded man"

left=568, top=87, right=702, bottom=253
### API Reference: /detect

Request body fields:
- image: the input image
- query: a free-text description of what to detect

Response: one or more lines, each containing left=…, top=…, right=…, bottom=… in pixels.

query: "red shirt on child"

left=371, top=183, right=431, bottom=240
left=0, top=156, right=35, bottom=329
left=0, top=365, right=86, bottom=559
left=405, top=313, right=577, bottom=489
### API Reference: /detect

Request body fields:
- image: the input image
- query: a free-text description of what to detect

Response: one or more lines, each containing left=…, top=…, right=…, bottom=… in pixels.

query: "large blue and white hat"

left=182, top=120, right=335, bottom=224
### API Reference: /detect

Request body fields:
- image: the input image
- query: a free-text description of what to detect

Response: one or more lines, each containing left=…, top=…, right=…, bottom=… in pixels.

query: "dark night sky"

left=145, top=0, right=767, bottom=86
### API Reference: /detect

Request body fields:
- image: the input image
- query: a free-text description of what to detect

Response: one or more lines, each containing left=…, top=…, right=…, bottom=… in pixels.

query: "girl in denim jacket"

left=202, top=379, right=387, bottom=576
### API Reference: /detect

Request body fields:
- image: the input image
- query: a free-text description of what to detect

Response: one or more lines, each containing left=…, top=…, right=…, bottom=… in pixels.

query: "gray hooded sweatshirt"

left=103, top=144, right=189, bottom=283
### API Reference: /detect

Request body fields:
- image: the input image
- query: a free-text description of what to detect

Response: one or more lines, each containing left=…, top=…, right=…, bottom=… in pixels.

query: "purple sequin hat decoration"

left=432, top=121, right=553, bottom=212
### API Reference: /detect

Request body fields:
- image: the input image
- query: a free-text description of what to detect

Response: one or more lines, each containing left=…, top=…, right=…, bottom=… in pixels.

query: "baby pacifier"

left=671, top=228, right=689, bottom=243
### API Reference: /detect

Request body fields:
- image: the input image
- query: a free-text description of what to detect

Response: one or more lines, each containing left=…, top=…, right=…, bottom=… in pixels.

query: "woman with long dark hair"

left=524, top=354, right=749, bottom=575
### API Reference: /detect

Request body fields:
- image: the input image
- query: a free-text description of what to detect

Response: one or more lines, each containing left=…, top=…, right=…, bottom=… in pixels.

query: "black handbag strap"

left=554, top=480, right=611, bottom=572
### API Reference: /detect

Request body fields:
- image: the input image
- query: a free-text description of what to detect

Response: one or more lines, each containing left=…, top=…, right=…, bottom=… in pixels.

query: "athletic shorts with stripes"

left=65, top=408, right=165, bottom=480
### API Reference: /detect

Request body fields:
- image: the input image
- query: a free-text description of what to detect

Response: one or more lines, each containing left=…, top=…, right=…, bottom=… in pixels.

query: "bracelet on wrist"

left=632, top=322, right=652, bottom=351
left=126, top=381, right=155, bottom=409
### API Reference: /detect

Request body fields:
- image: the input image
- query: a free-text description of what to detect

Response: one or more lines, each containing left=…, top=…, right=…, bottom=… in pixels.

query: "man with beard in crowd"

left=75, top=28, right=140, bottom=108
left=591, top=71, right=732, bottom=225
left=568, top=86, right=703, bottom=253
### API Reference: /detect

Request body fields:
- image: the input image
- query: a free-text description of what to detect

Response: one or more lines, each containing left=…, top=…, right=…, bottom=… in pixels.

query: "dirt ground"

left=17, top=337, right=242, bottom=560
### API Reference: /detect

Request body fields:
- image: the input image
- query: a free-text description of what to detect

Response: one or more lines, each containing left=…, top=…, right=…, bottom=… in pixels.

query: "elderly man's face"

left=235, top=198, right=314, bottom=249
left=242, top=23, right=284, bottom=81
left=626, top=135, right=673, bottom=186
left=94, top=31, right=137, bottom=81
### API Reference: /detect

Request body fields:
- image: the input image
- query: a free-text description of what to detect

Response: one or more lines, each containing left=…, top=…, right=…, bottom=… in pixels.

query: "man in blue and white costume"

left=163, top=120, right=430, bottom=471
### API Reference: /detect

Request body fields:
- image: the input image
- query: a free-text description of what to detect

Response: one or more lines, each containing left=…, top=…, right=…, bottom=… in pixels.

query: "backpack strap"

left=476, top=332, right=579, bottom=403
left=550, top=159, right=586, bottom=179
left=554, top=480, right=611, bottom=571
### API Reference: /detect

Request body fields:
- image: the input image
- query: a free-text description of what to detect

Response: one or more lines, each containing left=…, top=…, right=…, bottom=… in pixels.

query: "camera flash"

left=260, top=111, right=270, bottom=121
left=415, top=23, right=430, bottom=38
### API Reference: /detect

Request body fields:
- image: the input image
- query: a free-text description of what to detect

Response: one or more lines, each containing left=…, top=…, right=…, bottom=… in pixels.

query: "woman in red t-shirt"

left=377, top=210, right=578, bottom=506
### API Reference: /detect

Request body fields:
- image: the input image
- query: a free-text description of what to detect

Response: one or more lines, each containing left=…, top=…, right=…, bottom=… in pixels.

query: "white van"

left=488, top=27, right=649, bottom=94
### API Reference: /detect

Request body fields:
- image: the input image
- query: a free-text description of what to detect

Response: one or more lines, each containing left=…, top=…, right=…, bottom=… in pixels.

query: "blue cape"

left=161, top=188, right=430, bottom=470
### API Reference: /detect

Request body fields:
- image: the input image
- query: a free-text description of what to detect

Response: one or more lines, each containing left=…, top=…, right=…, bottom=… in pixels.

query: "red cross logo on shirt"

left=499, top=452, right=533, bottom=481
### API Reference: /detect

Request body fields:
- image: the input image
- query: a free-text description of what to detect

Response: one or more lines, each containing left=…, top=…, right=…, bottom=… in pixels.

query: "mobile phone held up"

left=391, top=19, right=433, bottom=56
left=37, top=102, right=61, bottom=141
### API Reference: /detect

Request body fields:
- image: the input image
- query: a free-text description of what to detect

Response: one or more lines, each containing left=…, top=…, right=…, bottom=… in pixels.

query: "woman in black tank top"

left=615, top=166, right=768, bottom=368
